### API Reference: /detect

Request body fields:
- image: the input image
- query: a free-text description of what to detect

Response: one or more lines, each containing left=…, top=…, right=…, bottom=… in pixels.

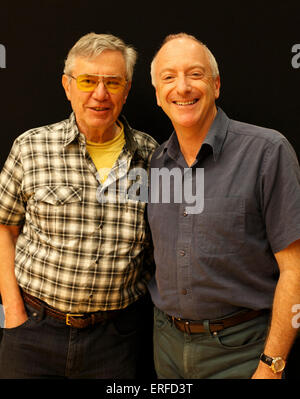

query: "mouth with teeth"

left=90, top=106, right=110, bottom=111
left=173, top=99, right=199, bottom=106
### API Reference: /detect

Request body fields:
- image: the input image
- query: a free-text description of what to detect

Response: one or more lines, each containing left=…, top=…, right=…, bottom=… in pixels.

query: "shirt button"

left=179, top=250, right=185, bottom=256
left=181, top=289, right=188, bottom=295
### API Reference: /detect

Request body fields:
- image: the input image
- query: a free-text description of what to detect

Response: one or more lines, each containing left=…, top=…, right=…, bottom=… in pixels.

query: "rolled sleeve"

left=0, top=139, right=25, bottom=225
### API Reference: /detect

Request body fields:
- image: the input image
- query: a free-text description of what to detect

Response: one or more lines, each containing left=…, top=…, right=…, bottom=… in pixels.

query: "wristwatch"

left=260, top=353, right=286, bottom=373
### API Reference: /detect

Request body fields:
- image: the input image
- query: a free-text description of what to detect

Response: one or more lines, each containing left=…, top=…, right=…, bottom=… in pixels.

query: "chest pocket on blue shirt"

left=196, top=197, right=245, bottom=255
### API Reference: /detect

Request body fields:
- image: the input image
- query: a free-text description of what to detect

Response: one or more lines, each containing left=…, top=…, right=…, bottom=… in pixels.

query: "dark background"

left=1, top=0, right=300, bottom=380
left=1, top=1, right=300, bottom=166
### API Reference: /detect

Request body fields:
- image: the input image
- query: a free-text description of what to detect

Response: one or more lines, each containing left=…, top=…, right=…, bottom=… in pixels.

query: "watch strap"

left=260, top=353, right=273, bottom=366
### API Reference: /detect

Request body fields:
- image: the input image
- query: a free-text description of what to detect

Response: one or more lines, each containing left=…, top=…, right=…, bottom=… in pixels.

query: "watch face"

left=273, top=358, right=285, bottom=373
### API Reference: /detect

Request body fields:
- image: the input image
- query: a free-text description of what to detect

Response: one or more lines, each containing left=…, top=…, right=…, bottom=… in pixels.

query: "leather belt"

left=22, top=290, right=123, bottom=329
left=167, top=309, right=267, bottom=334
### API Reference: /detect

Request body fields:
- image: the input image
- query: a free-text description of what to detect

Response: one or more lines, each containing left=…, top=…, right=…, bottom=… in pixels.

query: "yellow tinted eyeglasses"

left=69, top=74, right=127, bottom=94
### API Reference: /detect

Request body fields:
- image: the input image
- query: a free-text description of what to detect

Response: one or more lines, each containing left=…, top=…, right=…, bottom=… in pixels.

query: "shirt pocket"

left=29, top=185, right=83, bottom=241
left=34, top=185, right=82, bottom=205
left=122, top=198, right=147, bottom=243
left=196, top=197, right=245, bottom=255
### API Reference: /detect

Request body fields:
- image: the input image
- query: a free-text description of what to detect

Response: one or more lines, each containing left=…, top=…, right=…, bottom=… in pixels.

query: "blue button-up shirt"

left=147, top=108, right=300, bottom=320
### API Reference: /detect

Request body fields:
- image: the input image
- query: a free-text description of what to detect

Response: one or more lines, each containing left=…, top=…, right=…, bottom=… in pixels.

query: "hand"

left=251, top=362, right=283, bottom=379
left=4, top=308, right=28, bottom=329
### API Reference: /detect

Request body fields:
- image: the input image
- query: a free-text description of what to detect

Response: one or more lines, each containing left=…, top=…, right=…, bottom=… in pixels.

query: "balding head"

left=151, top=33, right=219, bottom=87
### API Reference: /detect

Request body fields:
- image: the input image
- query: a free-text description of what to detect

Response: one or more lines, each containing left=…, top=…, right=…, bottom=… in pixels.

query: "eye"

left=189, top=72, right=204, bottom=79
left=78, top=75, right=98, bottom=86
left=161, top=75, right=175, bottom=83
left=104, top=78, right=126, bottom=93
left=83, top=79, right=94, bottom=84
left=106, top=79, right=121, bottom=88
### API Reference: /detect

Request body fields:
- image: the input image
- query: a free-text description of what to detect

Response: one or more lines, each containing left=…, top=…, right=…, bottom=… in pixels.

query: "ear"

left=214, top=75, right=221, bottom=100
left=123, top=80, right=132, bottom=103
left=62, top=74, right=71, bottom=101
left=155, top=88, right=161, bottom=107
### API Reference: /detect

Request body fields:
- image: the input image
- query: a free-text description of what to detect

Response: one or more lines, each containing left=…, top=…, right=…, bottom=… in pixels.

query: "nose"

left=92, top=80, right=109, bottom=100
left=176, top=75, right=192, bottom=95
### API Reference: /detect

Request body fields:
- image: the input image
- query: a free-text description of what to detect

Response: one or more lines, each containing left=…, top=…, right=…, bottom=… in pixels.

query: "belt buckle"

left=66, top=313, right=84, bottom=326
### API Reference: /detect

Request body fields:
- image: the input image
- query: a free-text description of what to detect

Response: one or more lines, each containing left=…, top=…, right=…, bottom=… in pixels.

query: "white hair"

left=64, top=32, right=137, bottom=80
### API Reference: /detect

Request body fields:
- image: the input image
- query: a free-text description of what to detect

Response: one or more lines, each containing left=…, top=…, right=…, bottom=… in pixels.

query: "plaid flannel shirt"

left=0, top=113, right=158, bottom=313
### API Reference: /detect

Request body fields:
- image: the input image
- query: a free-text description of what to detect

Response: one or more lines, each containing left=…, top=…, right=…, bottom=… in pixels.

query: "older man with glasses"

left=0, top=32, right=158, bottom=378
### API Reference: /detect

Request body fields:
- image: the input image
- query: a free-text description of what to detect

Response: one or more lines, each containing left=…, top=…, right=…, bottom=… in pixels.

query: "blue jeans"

left=0, top=299, right=146, bottom=379
left=153, top=307, right=270, bottom=379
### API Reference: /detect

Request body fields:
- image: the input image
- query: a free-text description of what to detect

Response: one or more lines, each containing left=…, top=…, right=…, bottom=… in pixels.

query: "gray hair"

left=150, top=33, right=219, bottom=87
left=64, top=32, right=137, bottom=80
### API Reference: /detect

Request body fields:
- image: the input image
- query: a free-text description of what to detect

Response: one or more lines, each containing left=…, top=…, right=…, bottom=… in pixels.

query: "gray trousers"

left=153, top=307, right=270, bottom=379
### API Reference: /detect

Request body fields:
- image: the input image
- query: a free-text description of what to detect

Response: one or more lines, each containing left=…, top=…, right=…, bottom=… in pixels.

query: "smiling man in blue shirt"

left=147, top=33, right=300, bottom=379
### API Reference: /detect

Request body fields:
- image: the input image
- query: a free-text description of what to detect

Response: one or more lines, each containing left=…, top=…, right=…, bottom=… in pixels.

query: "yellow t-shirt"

left=86, top=121, right=125, bottom=183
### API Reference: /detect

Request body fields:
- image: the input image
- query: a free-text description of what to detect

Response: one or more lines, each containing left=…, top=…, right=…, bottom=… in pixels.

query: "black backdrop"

left=1, top=0, right=300, bottom=381
left=1, top=0, right=300, bottom=166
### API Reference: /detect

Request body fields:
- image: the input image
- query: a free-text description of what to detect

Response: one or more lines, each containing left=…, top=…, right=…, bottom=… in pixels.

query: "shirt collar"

left=63, top=112, right=138, bottom=156
left=202, top=107, right=230, bottom=161
left=119, top=115, right=138, bottom=156
left=163, top=107, right=230, bottom=163
left=63, top=112, right=81, bottom=147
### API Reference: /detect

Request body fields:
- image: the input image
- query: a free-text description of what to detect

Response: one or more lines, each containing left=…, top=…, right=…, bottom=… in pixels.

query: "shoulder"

left=227, top=117, right=299, bottom=172
left=148, top=140, right=169, bottom=168
left=228, top=118, right=286, bottom=146
left=131, top=128, right=159, bottom=152
left=121, top=116, right=159, bottom=158
left=15, top=118, right=69, bottom=145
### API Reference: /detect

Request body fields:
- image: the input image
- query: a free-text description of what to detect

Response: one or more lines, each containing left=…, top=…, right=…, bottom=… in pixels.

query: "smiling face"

left=62, top=50, right=130, bottom=142
left=153, top=37, right=220, bottom=135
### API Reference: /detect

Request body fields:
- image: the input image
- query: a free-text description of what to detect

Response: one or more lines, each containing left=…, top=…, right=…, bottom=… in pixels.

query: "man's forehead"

left=160, top=37, right=205, bottom=54
left=156, top=38, right=210, bottom=70
left=72, top=52, right=126, bottom=74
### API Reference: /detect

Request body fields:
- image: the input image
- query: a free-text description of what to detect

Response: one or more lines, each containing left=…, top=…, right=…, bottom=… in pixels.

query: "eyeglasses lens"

left=76, top=74, right=125, bottom=93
